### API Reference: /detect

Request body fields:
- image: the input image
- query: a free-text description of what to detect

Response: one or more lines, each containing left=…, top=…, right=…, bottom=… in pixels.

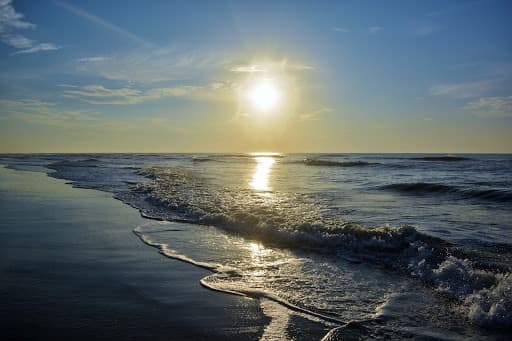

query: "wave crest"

left=303, top=159, right=377, bottom=167
left=411, top=156, right=471, bottom=162
left=381, top=182, right=512, bottom=203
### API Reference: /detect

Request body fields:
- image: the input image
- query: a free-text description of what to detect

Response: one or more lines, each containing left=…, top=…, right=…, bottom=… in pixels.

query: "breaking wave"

left=409, top=253, right=512, bottom=328
left=191, top=156, right=216, bottom=162
left=133, top=225, right=347, bottom=325
left=116, top=166, right=512, bottom=329
left=48, top=158, right=101, bottom=168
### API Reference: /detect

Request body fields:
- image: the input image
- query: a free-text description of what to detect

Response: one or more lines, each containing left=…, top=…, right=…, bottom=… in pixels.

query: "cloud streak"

left=0, top=98, right=99, bottom=126
left=430, top=80, right=492, bottom=98
left=332, top=27, right=349, bottom=33
left=12, top=42, right=61, bottom=54
left=0, top=98, right=187, bottom=132
left=76, top=48, right=228, bottom=83
left=369, top=26, right=382, bottom=34
left=415, top=23, right=442, bottom=36
left=0, top=0, right=61, bottom=54
left=465, top=96, right=512, bottom=117
left=77, top=56, right=109, bottom=63
left=230, top=60, right=314, bottom=73
left=300, top=106, right=332, bottom=121
left=55, top=0, right=153, bottom=47
left=62, top=83, right=234, bottom=105
left=230, top=64, right=266, bottom=73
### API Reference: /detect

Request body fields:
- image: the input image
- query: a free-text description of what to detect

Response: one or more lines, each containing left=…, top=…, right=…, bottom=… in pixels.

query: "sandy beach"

left=0, top=166, right=269, bottom=340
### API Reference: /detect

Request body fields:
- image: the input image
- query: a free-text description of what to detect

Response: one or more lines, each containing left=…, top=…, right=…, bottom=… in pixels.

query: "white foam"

left=409, top=251, right=512, bottom=328
left=134, top=224, right=347, bottom=326
left=133, top=167, right=512, bottom=329
left=465, top=273, right=512, bottom=328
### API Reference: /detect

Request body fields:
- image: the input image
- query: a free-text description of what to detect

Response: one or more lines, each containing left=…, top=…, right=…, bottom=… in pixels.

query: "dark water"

left=1, top=153, right=511, bottom=339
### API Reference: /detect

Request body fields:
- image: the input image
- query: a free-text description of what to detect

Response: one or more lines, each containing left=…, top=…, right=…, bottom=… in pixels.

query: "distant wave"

left=189, top=154, right=284, bottom=163
left=381, top=182, right=453, bottom=193
left=462, top=189, right=512, bottom=202
left=208, top=153, right=284, bottom=159
left=313, top=153, right=346, bottom=158
left=303, top=158, right=377, bottom=167
left=191, top=156, right=216, bottom=162
left=48, top=159, right=100, bottom=168
left=381, top=182, right=512, bottom=203
left=411, top=156, right=471, bottom=162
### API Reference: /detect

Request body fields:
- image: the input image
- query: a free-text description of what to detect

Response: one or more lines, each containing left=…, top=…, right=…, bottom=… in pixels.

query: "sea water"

left=1, top=153, right=510, bottom=339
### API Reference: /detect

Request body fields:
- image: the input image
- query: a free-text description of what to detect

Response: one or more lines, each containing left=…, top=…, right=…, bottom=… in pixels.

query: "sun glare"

left=246, top=79, right=281, bottom=112
left=249, top=156, right=275, bottom=191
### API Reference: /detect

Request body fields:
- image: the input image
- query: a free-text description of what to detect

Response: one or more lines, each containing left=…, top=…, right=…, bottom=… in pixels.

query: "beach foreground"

left=0, top=167, right=302, bottom=340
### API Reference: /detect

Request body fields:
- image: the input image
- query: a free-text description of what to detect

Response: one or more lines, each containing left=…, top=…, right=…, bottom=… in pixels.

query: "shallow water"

left=1, top=153, right=511, bottom=339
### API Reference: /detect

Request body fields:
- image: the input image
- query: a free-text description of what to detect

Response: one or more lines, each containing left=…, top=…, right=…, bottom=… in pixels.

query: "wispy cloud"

left=63, top=85, right=143, bottom=104
left=2, top=34, right=33, bottom=48
left=332, top=27, right=349, bottom=33
left=55, top=0, right=153, bottom=47
left=291, top=63, right=315, bottom=71
left=12, top=42, right=61, bottom=55
left=430, top=80, right=493, bottom=98
left=230, top=64, right=266, bottom=73
left=369, top=26, right=382, bottom=34
left=300, top=106, right=332, bottom=121
left=0, top=0, right=61, bottom=54
left=415, top=23, right=442, bottom=36
left=77, top=48, right=227, bottom=83
left=77, top=56, right=110, bottom=63
left=0, top=98, right=99, bottom=126
left=0, top=98, right=187, bottom=132
left=230, top=60, right=314, bottom=73
left=0, top=98, right=54, bottom=110
left=465, top=96, right=512, bottom=117
left=62, top=83, right=234, bottom=105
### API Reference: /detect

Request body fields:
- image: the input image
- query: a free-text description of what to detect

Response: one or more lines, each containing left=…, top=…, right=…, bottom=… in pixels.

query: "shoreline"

left=0, top=166, right=271, bottom=340
left=2, top=159, right=510, bottom=339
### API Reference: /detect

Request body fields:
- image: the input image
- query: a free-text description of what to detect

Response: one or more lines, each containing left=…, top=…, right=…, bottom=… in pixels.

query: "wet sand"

left=0, top=167, right=268, bottom=340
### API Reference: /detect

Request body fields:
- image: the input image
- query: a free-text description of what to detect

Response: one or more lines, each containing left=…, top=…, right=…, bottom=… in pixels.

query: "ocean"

left=1, top=153, right=510, bottom=339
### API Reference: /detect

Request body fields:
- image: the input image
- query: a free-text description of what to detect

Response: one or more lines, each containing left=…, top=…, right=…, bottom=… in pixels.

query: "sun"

left=246, top=78, right=281, bottom=112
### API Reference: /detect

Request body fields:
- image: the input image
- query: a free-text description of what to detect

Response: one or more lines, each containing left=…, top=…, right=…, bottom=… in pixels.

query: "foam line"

left=133, top=225, right=347, bottom=326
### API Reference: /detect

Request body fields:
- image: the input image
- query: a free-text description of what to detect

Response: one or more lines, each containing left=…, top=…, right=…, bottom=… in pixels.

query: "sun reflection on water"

left=249, top=156, right=275, bottom=191
left=248, top=242, right=272, bottom=273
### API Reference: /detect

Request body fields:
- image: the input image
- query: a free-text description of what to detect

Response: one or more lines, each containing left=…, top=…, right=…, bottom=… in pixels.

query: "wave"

left=189, top=154, right=284, bottom=163
left=409, top=254, right=512, bottom=329
left=191, top=156, right=216, bottom=162
left=380, top=182, right=512, bottom=203
left=114, top=166, right=512, bottom=328
left=48, top=159, right=100, bottom=168
left=303, top=158, right=377, bottom=167
left=381, top=182, right=453, bottom=193
left=133, top=225, right=347, bottom=325
left=411, top=156, right=471, bottom=162
left=462, top=188, right=512, bottom=202
left=207, top=153, right=284, bottom=159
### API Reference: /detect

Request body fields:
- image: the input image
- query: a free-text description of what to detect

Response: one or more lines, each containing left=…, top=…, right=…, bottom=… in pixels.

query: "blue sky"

left=0, top=0, right=511, bottom=152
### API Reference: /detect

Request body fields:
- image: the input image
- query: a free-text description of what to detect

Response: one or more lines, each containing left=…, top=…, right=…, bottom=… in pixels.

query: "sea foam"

left=125, top=166, right=512, bottom=328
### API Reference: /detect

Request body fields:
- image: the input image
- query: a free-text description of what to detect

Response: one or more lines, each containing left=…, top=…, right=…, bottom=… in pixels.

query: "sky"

left=0, top=0, right=511, bottom=153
